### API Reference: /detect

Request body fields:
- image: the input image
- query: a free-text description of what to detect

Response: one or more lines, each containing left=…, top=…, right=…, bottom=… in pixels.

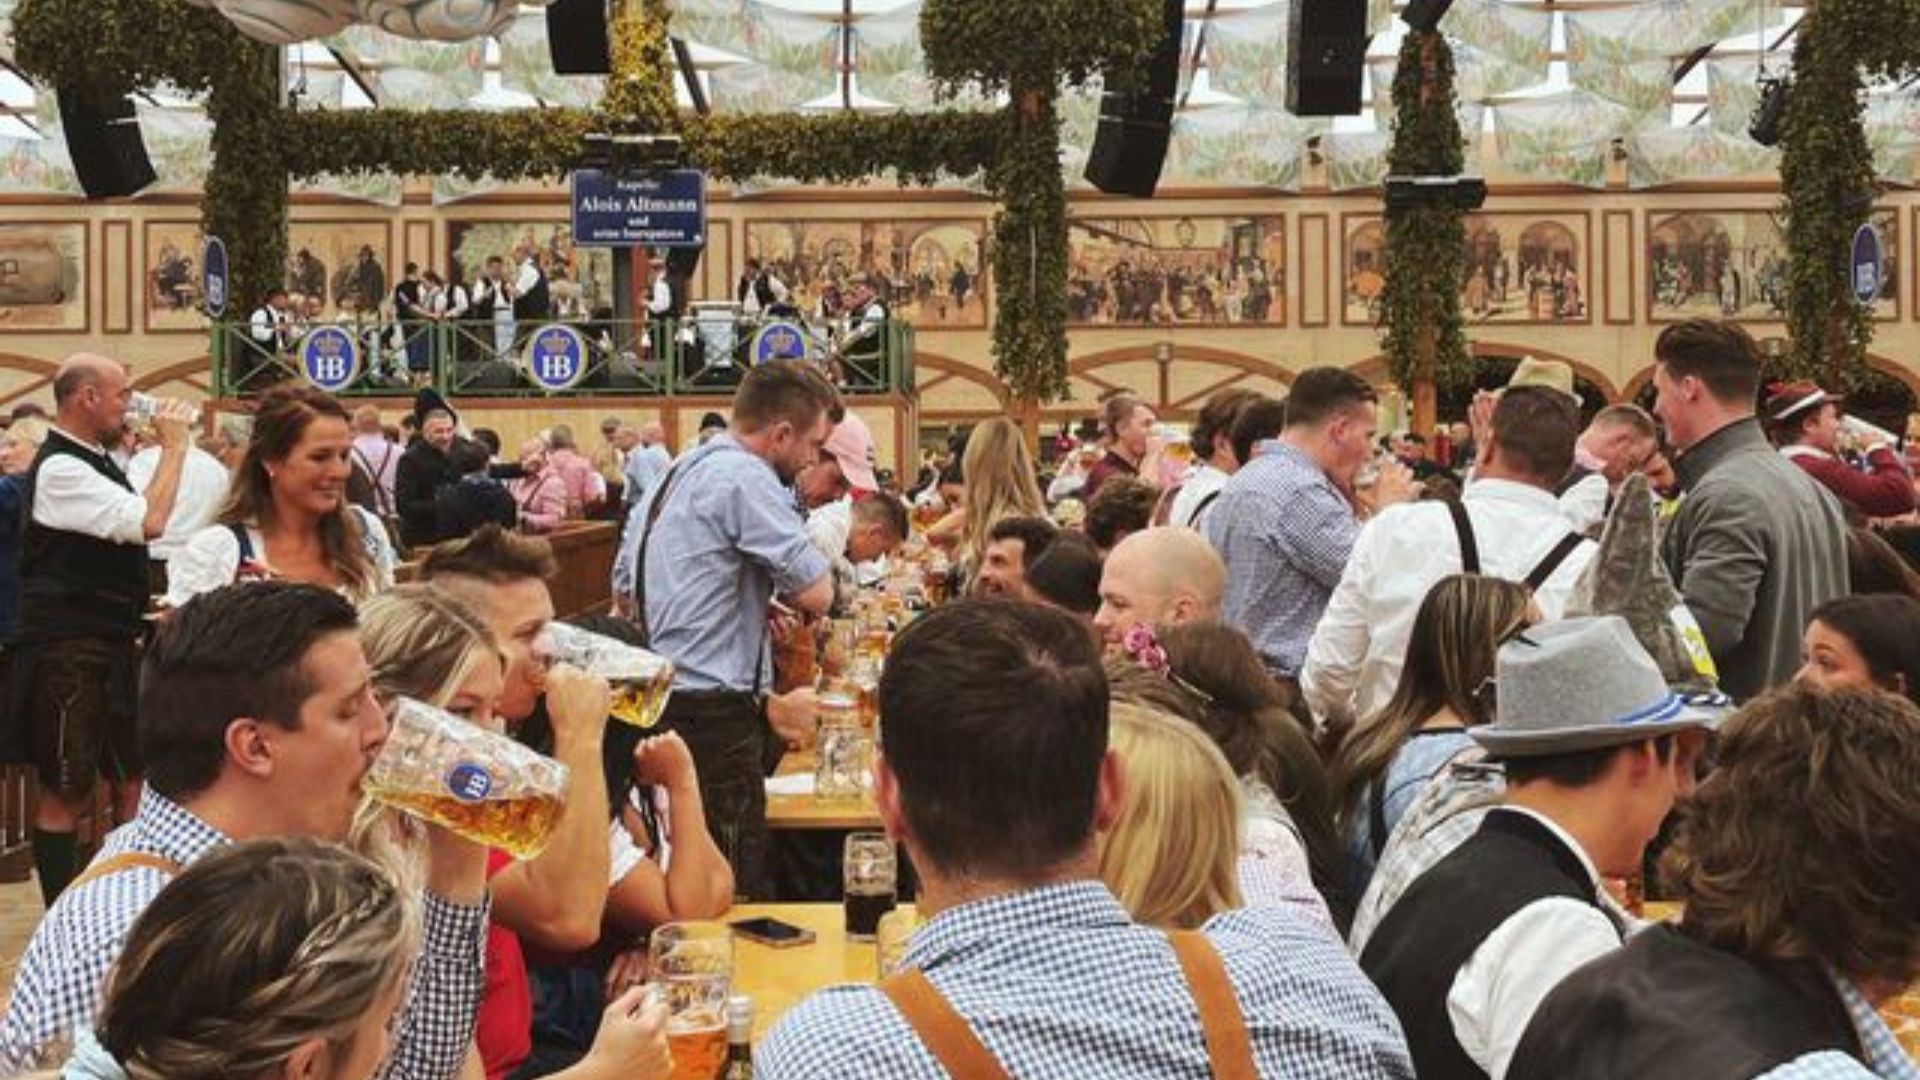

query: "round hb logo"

left=523, top=323, right=589, bottom=391
left=201, top=236, right=228, bottom=318
left=299, top=325, right=361, bottom=393
left=750, top=320, right=810, bottom=365
left=444, top=762, right=494, bottom=804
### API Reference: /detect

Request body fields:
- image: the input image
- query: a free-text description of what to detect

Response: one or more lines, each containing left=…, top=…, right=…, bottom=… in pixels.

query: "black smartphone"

left=731, top=916, right=817, bottom=948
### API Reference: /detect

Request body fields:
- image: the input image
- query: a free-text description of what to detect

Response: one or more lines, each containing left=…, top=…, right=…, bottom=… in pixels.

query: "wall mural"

left=1648, top=208, right=1900, bottom=322
left=145, top=220, right=205, bottom=333
left=447, top=220, right=615, bottom=319
left=284, top=221, right=395, bottom=321
left=0, top=222, right=87, bottom=334
left=743, top=220, right=989, bottom=329
left=1343, top=211, right=1591, bottom=327
left=1066, top=215, right=1285, bottom=326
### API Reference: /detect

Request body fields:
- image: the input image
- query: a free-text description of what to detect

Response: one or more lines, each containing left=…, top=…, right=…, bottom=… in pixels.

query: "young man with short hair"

left=971, top=515, right=1059, bottom=600
left=396, top=407, right=458, bottom=548
left=0, top=583, right=488, bottom=1077
left=1559, top=403, right=1660, bottom=535
left=1652, top=319, right=1848, bottom=699
left=1360, top=616, right=1720, bottom=1080
left=760, top=599, right=1414, bottom=1078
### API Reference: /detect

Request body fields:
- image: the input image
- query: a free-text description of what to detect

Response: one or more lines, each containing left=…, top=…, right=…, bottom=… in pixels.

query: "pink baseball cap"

left=824, top=411, right=879, bottom=493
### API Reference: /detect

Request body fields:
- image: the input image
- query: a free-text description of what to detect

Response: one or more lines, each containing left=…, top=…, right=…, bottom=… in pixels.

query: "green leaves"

left=1381, top=31, right=1472, bottom=396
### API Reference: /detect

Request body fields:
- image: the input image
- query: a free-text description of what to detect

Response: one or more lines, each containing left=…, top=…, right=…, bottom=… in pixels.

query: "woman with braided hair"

left=45, top=837, right=420, bottom=1080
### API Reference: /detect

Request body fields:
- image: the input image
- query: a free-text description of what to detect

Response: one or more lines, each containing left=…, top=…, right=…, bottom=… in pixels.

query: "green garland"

left=11, top=0, right=1172, bottom=403
left=1379, top=31, right=1471, bottom=396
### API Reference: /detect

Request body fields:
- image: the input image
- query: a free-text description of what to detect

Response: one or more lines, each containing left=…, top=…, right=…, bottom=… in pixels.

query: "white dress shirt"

left=1167, top=463, right=1229, bottom=530
left=1301, top=479, right=1594, bottom=734
left=1446, top=806, right=1632, bottom=1080
left=33, top=428, right=149, bottom=544
left=1558, top=472, right=1610, bottom=536
left=805, top=497, right=852, bottom=563
left=125, top=446, right=231, bottom=561
left=515, top=258, right=541, bottom=297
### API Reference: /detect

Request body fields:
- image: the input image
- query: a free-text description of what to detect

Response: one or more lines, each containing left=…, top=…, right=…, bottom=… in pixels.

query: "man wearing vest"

left=760, top=599, right=1416, bottom=1079
left=1508, top=685, right=1920, bottom=1080
left=512, top=243, right=550, bottom=351
left=1359, top=616, right=1720, bottom=1080
left=0, top=355, right=192, bottom=905
left=1304, top=384, right=1596, bottom=741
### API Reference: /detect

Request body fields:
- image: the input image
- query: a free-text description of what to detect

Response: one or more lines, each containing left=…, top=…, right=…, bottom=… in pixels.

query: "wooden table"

left=729, top=902, right=915, bottom=1040
left=765, top=750, right=883, bottom=831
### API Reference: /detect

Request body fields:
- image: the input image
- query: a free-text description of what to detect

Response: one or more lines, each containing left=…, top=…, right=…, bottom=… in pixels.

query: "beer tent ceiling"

left=3, top=0, right=1909, bottom=200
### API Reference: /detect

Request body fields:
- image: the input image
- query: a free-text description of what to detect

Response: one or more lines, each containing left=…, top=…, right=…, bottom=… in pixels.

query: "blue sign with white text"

left=202, top=236, right=228, bottom=318
left=524, top=323, right=589, bottom=391
left=570, top=169, right=707, bottom=248
left=300, top=326, right=360, bottom=392
left=750, top=320, right=811, bottom=365
left=1852, top=223, right=1885, bottom=306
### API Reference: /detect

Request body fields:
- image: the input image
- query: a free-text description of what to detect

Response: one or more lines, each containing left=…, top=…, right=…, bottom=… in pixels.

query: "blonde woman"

left=1098, top=702, right=1245, bottom=930
left=948, top=418, right=1046, bottom=582
left=356, top=587, right=645, bottom=1080
left=47, top=838, right=426, bottom=1080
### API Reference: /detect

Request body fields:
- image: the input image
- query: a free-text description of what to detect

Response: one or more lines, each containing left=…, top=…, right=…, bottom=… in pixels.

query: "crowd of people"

left=0, top=316, right=1916, bottom=1079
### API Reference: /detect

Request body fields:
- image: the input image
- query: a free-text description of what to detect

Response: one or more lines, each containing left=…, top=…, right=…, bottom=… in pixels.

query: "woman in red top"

left=354, top=585, right=672, bottom=1080
left=1763, top=381, right=1915, bottom=520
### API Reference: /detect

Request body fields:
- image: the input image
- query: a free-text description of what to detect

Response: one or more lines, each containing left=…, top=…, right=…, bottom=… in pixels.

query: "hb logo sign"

left=523, top=324, right=588, bottom=391
left=300, top=326, right=361, bottom=393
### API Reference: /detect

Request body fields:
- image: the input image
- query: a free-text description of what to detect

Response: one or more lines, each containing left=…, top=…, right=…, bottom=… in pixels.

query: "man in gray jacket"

left=1651, top=319, right=1846, bottom=701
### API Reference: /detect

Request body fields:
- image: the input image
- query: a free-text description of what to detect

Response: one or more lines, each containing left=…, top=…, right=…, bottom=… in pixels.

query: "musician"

left=469, top=256, right=514, bottom=363
left=248, top=288, right=296, bottom=353
left=511, top=243, right=550, bottom=348
left=837, top=279, right=890, bottom=389
left=736, top=258, right=792, bottom=318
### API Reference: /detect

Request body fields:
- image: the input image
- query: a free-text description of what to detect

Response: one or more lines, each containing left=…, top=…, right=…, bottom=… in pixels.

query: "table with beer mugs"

left=729, top=903, right=921, bottom=1041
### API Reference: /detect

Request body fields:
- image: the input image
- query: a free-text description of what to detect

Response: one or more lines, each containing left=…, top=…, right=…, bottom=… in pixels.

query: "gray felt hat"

left=1471, top=615, right=1726, bottom=758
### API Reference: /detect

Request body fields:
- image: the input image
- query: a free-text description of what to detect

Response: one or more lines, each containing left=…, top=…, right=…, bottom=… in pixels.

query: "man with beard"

left=632, top=362, right=836, bottom=896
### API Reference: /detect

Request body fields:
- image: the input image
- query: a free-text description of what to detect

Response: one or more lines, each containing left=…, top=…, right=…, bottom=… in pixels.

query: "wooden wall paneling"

left=1604, top=210, right=1634, bottom=326
left=1300, top=213, right=1330, bottom=328
left=405, top=220, right=435, bottom=276
left=103, top=219, right=133, bottom=334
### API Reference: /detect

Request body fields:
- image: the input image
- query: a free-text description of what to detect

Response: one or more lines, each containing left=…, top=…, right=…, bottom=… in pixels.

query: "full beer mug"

left=545, top=622, right=675, bottom=730
left=362, top=698, right=570, bottom=859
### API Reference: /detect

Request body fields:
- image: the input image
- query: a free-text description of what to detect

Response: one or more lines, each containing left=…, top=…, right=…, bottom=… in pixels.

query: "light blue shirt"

left=624, top=442, right=672, bottom=508
left=1342, top=729, right=1478, bottom=905
left=638, top=434, right=830, bottom=692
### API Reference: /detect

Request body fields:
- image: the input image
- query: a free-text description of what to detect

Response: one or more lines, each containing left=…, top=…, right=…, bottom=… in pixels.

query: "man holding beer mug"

left=0, top=583, right=491, bottom=1079
left=1, top=355, right=194, bottom=906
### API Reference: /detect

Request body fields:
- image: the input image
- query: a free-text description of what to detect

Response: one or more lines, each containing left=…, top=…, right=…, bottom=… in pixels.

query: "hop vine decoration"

left=1379, top=30, right=1471, bottom=396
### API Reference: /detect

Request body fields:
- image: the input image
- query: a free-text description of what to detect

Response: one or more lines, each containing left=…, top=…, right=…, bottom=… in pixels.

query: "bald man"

left=4, top=354, right=192, bottom=904
left=1092, top=526, right=1227, bottom=648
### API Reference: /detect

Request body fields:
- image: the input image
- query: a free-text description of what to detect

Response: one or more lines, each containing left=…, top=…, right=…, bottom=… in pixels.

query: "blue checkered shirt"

left=0, top=790, right=490, bottom=1079
left=756, top=881, right=1414, bottom=1079
left=1204, top=441, right=1362, bottom=677
left=1756, top=976, right=1920, bottom=1079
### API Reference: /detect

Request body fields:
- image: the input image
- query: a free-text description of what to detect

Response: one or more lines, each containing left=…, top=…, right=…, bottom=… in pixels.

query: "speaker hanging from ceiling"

left=1083, top=0, right=1185, bottom=198
left=1287, top=0, right=1370, bottom=117
left=57, top=92, right=156, bottom=199
left=548, top=0, right=612, bottom=76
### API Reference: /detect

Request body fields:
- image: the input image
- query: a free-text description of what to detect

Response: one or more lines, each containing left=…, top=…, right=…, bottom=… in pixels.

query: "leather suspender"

left=68, top=851, right=182, bottom=892
left=880, top=930, right=1257, bottom=1079
left=1445, top=499, right=1583, bottom=589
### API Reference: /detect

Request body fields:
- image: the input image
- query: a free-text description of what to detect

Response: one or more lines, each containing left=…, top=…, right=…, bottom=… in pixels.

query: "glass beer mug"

left=546, top=622, right=676, bottom=730
left=815, top=692, right=871, bottom=802
left=649, top=922, right=734, bottom=1080
left=362, top=698, right=570, bottom=859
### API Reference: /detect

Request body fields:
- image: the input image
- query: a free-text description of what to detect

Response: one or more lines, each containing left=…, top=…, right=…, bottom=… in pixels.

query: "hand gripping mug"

left=545, top=622, right=676, bottom=730
left=362, top=698, right=570, bottom=859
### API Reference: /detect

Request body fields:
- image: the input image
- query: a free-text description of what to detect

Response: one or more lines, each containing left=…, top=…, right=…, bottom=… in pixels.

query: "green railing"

left=211, top=316, right=917, bottom=399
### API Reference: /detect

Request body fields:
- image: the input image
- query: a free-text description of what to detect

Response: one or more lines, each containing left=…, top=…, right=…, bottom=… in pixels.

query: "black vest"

left=1507, top=925, right=1862, bottom=1080
left=11, top=433, right=150, bottom=644
left=513, top=262, right=550, bottom=323
left=1359, top=809, right=1619, bottom=1080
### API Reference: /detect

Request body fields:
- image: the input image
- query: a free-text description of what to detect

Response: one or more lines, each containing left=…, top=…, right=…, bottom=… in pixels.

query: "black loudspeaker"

left=1400, top=0, right=1454, bottom=33
left=547, top=0, right=611, bottom=76
left=665, top=244, right=703, bottom=280
left=57, top=92, right=155, bottom=199
left=1083, top=0, right=1185, bottom=198
left=1287, top=0, right=1369, bottom=116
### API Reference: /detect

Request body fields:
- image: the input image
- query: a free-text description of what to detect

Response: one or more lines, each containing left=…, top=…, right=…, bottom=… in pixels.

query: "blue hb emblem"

left=751, top=321, right=810, bottom=365
left=201, top=236, right=228, bottom=317
left=523, top=323, right=588, bottom=391
left=300, top=326, right=361, bottom=393
left=445, top=763, right=494, bottom=803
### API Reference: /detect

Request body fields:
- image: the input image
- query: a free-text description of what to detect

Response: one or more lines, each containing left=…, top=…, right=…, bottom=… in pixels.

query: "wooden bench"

left=395, top=521, right=619, bottom=619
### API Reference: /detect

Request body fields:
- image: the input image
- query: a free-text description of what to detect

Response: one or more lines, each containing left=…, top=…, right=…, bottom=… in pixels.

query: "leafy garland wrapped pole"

left=1378, top=29, right=1470, bottom=435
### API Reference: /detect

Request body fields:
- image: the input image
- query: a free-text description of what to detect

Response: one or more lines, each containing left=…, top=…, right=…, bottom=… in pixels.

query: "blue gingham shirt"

left=1757, top=976, right=1920, bottom=1079
left=638, top=434, right=831, bottom=692
left=756, top=881, right=1414, bottom=1079
left=1205, top=440, right=1362, bottom=677
left=0, top=790, right=489, bottom=1079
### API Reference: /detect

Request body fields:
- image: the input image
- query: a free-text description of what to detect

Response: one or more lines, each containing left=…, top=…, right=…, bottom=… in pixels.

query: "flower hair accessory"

left=1121, top=623, right=1170, bottom=677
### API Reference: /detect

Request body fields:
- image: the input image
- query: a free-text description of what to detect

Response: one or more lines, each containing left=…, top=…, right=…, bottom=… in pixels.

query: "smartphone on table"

left=732, top=916, right=817, bottom=948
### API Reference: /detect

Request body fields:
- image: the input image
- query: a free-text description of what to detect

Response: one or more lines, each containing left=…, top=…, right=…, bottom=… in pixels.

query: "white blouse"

left=164, top=505, right=396, bottom=608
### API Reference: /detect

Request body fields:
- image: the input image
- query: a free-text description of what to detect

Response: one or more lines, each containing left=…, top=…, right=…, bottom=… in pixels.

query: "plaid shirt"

left=0, top=791, right=489, bottom=1080
left=756, top=881, right=1414, bottom=1079
left=1204, top=441, right=1362, bottom=678
left=1347, top=754, right=1503, bottom=956
left=1758, top=977, right=1920, bottom=1079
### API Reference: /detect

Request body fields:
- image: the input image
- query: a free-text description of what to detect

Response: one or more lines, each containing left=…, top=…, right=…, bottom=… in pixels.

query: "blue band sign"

left=750, top=320, right=811, bottom=365
left=1851, top=223, right=1885, bottom=306
left=524, top=324, right=589, bottom=391
left=570, top=169, right=707, bottom=248
left=201, top=235, right=228, bottom=318
left=300, top=326, right=361, bottom=392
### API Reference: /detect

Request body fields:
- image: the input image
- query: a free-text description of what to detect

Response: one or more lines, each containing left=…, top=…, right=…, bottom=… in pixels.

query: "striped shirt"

left=0, top=790, right=488, bottom=1079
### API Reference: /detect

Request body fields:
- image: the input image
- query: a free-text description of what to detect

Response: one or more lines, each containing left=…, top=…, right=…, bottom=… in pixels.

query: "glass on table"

left=362, top=698, right=569, bottom=860
left=815, top=699, right=871, bottom=802
left=843, top=831, right=898, bottom=941
left=649, top=921, right=734, bottom=1080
